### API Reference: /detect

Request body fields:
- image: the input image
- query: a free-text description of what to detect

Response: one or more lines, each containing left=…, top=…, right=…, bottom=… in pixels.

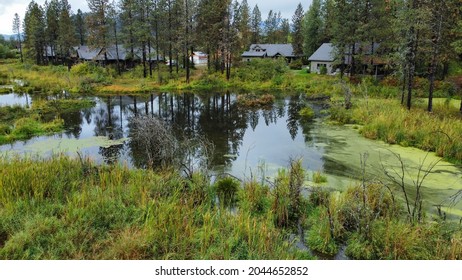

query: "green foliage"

left=329, top=99, right=462, bottom=163
left=289, top=60, right=303, bottom=70
left=272, top=159, right=306, bottom=228
left=235, top=59, right=288, bottom=82
left=0, top=156, right=308, bottom=260
left=0, top=44, right=16, bottom=59
left=214, top=177, right=240, bottom=207
left=14, top=118, right=42, bottom=137
left=312, top=170, right=327, bottom=183
left=320, top=65, right=327, bottom=75
left=299, top=106, right=315, bottom=121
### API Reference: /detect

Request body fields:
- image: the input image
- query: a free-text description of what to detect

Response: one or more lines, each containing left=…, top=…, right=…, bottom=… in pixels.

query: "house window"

left=317, top=63, right=327, bottom=70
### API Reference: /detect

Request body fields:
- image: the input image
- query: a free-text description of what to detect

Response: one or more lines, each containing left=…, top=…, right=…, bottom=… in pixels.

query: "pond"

left=1, top=92, right=462, bottom=218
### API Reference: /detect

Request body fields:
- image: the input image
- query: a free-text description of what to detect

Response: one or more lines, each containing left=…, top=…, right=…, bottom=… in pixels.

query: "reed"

left=0, top=155, right=308, bottom=260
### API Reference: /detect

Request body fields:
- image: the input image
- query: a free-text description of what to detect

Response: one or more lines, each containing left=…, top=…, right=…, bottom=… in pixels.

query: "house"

left=74, top=45, right=163, bottom=64
left=309, top=42, right=387, bottom=75
left=308, top=43, right=335, bottom=74
left=191, top=51, right=208, bottom=65
left=241, top=44, right=298, bottom=63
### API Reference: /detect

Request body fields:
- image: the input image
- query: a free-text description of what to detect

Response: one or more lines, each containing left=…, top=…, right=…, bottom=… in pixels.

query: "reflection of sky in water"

left=0, top=93, right=31, bottom=107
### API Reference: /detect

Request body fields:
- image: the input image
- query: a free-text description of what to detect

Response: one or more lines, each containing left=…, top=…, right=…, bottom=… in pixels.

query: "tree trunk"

left=114, top=21, right=121, bottom=76
left=428, top=13, right=443, bottom=113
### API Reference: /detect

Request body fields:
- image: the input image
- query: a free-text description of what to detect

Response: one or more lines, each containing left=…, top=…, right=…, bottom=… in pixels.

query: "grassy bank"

left=305, top=185, right=462, bottom=259
left=330, top=98, right=462, bottom=164
left=0, top=99, right=95, bottom=144
left=0, top=155, right=311, bottom=260
left=0, top=155, right=461, bottom=259
left=0, top=59, right=342, bottom=96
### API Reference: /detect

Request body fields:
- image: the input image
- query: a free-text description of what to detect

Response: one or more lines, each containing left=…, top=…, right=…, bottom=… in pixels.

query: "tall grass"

left=330, top=99, right=462, bottom=163
left=0, top=155, right=309, bottom=260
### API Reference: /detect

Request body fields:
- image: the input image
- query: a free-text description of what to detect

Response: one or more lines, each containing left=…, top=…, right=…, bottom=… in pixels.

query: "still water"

left=1, top=92, right=462, bottom=216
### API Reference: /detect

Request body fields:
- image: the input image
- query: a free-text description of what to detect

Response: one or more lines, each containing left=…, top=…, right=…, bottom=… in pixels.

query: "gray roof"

left=242, top=44, right=296, bottom=58
left=76, top=45, right=100, bottom=60
left=308, top=43, right=334, bottom=62
left=241, top=51, right=266, bottom=57
left=76, top=45, right=163, bottom=61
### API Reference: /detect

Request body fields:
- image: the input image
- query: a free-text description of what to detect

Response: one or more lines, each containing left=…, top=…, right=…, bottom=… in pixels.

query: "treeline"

left=304, top=0, right=462, bottom=111
left=17, top=0, right=306, bottom=80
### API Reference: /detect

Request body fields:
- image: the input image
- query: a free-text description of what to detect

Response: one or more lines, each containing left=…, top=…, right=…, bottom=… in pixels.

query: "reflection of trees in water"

left=99, top=92, right=303, bottom=169
left=94, top=96, right=124, bottom=165
left=61, top=111, right=82, bottom=139
left=287, top=95, right=303, bottom=140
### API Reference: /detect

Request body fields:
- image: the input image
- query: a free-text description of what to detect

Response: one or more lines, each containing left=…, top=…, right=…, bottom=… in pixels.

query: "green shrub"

left=312, top=171, right=328, bottom=183
left=299, top=106, right=315, bottom=121
left=289, top=60, right=303, bottom=70
left=214, top=177, right=240, bottom=206
left=320, top=65, right=327, bottom=75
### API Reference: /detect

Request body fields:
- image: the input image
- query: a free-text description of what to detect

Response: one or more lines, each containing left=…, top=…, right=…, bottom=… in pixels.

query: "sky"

left=0, top=0, right=313, bottom=35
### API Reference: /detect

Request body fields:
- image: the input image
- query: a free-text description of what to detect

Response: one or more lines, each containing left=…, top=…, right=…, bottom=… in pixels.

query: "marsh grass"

left=329, top=99, right=462, bottom=163
left=0, top=155, right=309, bottom=260
left=0, top=98, right=93, bottom=144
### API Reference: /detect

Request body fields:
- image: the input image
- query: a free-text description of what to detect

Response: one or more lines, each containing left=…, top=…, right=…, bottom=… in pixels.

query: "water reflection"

left=0, top=92, right=323, bottom=175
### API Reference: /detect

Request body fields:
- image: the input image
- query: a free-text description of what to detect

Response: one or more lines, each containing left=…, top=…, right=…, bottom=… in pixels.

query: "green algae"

left=23, top=136, right=128, bottom=154
left=312, top=121, right=462, bottom=217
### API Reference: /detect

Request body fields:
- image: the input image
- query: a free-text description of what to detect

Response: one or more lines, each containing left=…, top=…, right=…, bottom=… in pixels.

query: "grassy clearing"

left=329, top=98, right=462, bottom=164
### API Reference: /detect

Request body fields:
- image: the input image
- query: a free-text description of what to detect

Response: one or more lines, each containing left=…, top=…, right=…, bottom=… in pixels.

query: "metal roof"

left=242, top=44, right=296, bottom=58
left=308, top=43, right=335, bottom=62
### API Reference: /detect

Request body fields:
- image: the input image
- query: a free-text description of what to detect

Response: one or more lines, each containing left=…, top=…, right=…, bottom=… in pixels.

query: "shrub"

left=299, top=106, right=315, bottom=121
left=312, top=170, right=328, bottom=183
left=214, top=177, right=240, bottom=206
left=289, top=59, right=303, bottom=70
left=320, top=65, right=327, bottom=75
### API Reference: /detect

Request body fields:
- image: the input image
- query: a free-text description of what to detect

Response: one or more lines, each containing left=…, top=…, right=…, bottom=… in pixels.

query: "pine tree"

left=74, top=9, right=86, bottom=46
left=237, top=0, right=251, bottom=50
left=250, top=5, right=261, bottom=43
left=45, top=0, right=60, bottom=63
left=12, top=13, right=23, bottom=62
left=23, top=1, right=46, bottom=64
left=291, top=3, right=304, bottom=56
left=86, top=0, right=111, bottom=63
left=57, top=0, right=76, bottom=64
left=303, top=0, right=322, bottom=57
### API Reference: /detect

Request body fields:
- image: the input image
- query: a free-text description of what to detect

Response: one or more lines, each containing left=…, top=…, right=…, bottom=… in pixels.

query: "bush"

left=289, top=60, right=303, bottom=70
left=235, top=58, right=288, bottom=82
left=320, top=65, right=327, bottom=75
left=299, top=107, right=315, bottom=121
left=214, top=177, right=240, bottom=206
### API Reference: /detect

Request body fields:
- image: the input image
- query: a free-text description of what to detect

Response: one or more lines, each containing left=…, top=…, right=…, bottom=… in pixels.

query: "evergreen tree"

left=74, top=9, right=86, bottom=46
left=303, top=0, right=322, bottom=57
left=57, top=0, right=76, bottom=63
left=12, top=13, right=23, bottom=62
left=237, top=0, right=251, bottom=50
left=86, top=0, right=111, bottom=62
left=291, top=3, right=304, bottom=56
left=45, top=0, right=60, bottom=63
left=23, top=1, right=46, bottom=64
left=250, top=5, right=261, bottom=43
